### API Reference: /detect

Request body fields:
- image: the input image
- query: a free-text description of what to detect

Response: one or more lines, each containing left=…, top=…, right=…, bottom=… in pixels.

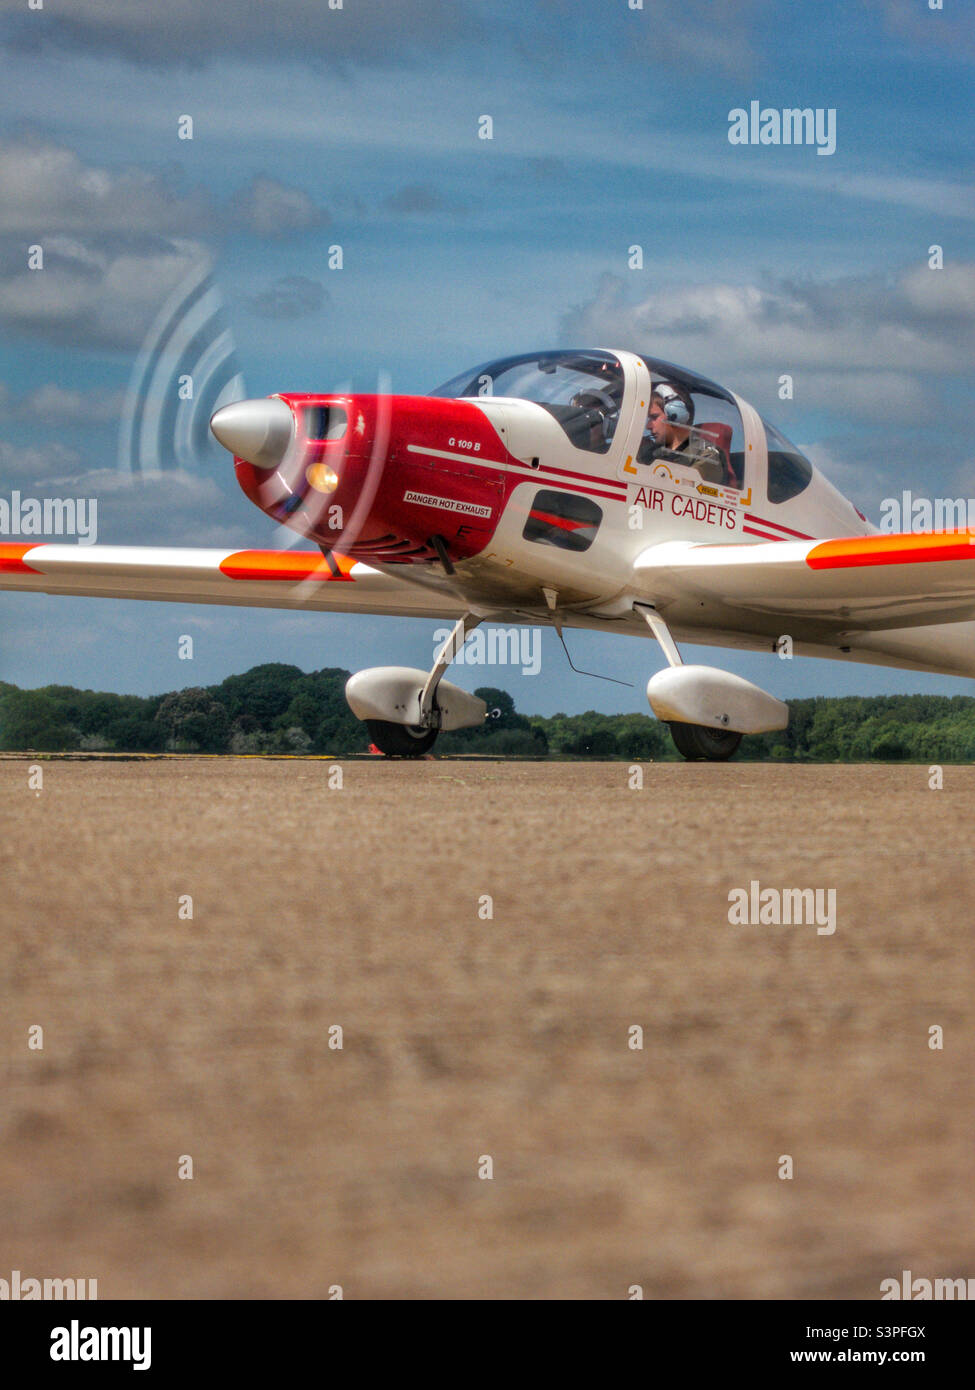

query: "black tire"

left=668, top=721, right=742, bottom=762
left=366, top=719, right=438, bottom=758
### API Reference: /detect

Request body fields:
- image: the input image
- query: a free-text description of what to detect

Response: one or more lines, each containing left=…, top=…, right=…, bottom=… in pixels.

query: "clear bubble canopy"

left=431, top=349, right=813, bottom=500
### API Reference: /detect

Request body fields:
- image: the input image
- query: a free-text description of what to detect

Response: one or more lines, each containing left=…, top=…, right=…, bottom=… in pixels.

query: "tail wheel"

left=669, top=721, right=742, bottom=762
left=366, top=719, right=438, bottom=758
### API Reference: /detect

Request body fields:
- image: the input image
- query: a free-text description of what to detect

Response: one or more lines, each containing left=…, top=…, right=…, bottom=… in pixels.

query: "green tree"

left=0, top=689, right=79, bottom=751
left=104, top=713, right=166, bottom=752
left=155, top=688, right=230, bottom=752
left=210, top=663, right=304, bottom=727
left=275, top=668, right=361, bottom=752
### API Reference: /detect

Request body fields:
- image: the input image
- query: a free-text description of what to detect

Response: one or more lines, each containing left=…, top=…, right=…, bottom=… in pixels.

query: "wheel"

left=366, top=719, right=438, bottom=757
left=668, top=721, right=742, bottom=762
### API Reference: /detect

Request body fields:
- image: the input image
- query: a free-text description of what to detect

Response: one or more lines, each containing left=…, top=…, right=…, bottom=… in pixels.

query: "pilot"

left=638, top=382, right=726, bottom=483
left=569, top=388, right=619, bottom=451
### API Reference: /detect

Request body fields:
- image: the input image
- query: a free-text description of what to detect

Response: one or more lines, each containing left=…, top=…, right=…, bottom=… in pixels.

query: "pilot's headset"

left=653, top=382, right=693, bottom=426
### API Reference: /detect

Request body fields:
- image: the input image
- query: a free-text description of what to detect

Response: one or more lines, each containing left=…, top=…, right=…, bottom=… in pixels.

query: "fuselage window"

left=764, top=421, right=813, bottom=503
left=522, top=489, right=602, bottom=552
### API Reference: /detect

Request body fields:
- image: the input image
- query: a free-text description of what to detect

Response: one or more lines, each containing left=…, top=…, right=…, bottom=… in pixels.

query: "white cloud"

left=800, top=443, right=887, bottom=516
left=0, top=438, right=84, bottom=479
left=562, top=264, right=975, bottom=392
left=230, top=176, right=329, bottom=239
left=734, top=370, right=917, bottom=423
left=0, top=137, right=343, bottom=348
left=0, top=381, right=124, bottom=425
left=0, top=138, right=212, bottom=236
left=0, top=460, right=252, bottom=547
left=0, top=235, right=209, bottom=349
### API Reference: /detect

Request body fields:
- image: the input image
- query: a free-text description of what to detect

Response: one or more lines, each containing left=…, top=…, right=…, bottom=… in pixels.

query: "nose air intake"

left=210, top=398, right=294, bottom=470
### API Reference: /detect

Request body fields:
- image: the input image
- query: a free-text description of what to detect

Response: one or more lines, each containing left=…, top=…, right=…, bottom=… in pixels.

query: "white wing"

left=0, top=542, right=467, bottom=619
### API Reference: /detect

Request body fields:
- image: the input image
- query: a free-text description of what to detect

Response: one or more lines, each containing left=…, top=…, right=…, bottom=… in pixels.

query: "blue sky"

left=0, top=0, right=973, bottom=714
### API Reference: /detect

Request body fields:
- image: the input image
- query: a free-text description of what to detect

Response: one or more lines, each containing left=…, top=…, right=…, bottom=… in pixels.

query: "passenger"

left=638, top=382, right=726, bottom=483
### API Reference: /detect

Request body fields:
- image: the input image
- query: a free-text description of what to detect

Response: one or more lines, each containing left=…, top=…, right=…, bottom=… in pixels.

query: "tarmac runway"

left=1, top=758, right=973, bottom=1299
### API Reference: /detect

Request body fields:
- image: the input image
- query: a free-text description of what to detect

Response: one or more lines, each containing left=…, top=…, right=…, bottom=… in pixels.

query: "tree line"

left=2, top=663, right=975, bottom=761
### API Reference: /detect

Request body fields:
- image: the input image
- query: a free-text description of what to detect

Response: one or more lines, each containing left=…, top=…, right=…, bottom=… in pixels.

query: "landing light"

left=306, top=463, right=340, bottom=493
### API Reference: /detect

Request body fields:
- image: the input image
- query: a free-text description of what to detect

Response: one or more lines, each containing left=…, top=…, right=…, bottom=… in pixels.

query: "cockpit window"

left=430, top=350, right=624, bottom=454
left=764, top=421, right=813, bottom=503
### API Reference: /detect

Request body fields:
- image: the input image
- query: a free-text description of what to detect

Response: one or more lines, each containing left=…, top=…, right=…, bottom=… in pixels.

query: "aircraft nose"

left=210, top=398, right=295, bottom=470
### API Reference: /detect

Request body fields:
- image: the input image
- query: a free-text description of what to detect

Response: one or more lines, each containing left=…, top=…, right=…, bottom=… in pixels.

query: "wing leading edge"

left=636, top=531, right=975, bottom=630
left=0, top=542, right=468, bottom=620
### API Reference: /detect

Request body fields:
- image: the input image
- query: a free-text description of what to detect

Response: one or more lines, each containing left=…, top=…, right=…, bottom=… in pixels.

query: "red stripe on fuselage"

left=742, top=525, right=786, bottom=542
left=744, top=513, right=812, bottom=540
left=502, top=467, right=627, bottom=503
left=532, top=460, right=628, bottom=494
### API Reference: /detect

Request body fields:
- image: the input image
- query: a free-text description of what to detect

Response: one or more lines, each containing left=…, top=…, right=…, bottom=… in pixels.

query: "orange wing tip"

left=0, top=542, right=45, bottom=574
left=219, top=550, right=356, bottom=581
left=807, top=531, right=975, bottom=570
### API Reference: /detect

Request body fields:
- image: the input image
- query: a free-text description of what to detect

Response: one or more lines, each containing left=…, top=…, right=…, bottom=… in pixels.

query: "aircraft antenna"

left=553, top=622, right=634, bottom=687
